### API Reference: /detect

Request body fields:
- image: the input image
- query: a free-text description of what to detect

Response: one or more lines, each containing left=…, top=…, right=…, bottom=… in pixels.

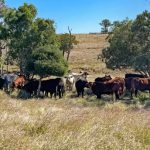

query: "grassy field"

left=0, top=91, right=150, bottom=150
left=0, top=33, right=150, bottom=150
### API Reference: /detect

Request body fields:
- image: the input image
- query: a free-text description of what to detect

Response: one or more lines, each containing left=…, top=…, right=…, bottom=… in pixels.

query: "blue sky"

left=5, top=0, right=150, bottom=33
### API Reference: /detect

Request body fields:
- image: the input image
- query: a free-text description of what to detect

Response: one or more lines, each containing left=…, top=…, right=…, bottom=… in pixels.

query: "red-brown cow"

left=12, top=75, right=26, bottom=90
left=131, top=77, right=150, bottom=98
left=91, top=77, right=125, bottom=101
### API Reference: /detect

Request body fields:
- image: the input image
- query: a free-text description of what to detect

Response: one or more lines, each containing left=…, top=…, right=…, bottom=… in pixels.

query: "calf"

left=65, top=75, right=75, bottom=91
left=69, top=71, right=89, bottom=82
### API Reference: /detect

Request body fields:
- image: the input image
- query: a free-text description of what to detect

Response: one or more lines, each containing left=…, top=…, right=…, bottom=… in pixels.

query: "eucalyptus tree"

left=0, top=3, right=61, bottom=73
left=99, top=19, right=111, bottom=33
left=102, top=11, right=150, bottom=76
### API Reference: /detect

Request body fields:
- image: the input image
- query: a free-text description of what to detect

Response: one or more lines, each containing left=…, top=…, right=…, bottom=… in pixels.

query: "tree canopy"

left=99, top=19, right=111, bottom=33
left=26, top=45, right=68, bottom=77
left=102, top=10, right=150, bottom=76
left=0, top=3, right=65, bottom=75
left=59, top=33, right=78, bottom=60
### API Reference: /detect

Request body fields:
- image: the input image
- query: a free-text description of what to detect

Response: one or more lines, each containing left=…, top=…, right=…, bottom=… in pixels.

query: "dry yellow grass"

left=0, top=91, right=150, bottom=150
left=68, top=34, right=108, bottom=74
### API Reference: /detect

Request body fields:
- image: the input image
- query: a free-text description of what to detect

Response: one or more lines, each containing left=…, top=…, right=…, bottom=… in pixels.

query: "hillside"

left=68, top=33, right=132, bottom=80
left=68, top=34, right=108, bottom=73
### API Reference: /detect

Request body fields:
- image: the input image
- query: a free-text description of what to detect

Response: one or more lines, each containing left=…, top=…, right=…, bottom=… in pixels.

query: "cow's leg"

left=82, top=89, right=84, bottom=98
left=45, top=91, right=48, bottom=97
left=77, top=92, right=80, bottom=97
left=54, top=91, right=57, bottom=99
left=71, top=83, right=74, bottom=91
left=149, top=90, right=150, bottom=97
left=130, top=89, right=134, bottom=99
left=112, top=92, right=116, bottom=102
left=135, top=90, right=138, bottom=97
left=50, top=92, right=53, bottom=98
left=115, top=92, right=119, bottom=100
left=58, top=89, right=61, bottom=99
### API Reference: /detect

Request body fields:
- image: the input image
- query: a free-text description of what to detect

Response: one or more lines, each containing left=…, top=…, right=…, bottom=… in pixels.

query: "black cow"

left=0, top=77, right=5, bottom=90
left=95, top=75, right=112, bottom=82
left=21, top=79, right=39, bottom=97
left=125, top=73, right=146, bottom=78
left=41, top=78, right=65, bottom=99
left=75, top=78, right=89, bottom=97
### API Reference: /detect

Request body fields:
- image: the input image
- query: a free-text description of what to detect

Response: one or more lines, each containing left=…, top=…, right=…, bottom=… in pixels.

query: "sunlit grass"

left=0, top=91, right=150, bottom=150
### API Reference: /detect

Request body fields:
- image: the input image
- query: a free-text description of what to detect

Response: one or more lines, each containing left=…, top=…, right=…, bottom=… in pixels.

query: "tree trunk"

left=37, top=77, right=42, bottom=98
left=66, top=50, right=70, bottom=61
left=67, top=26, right=72, bottom=61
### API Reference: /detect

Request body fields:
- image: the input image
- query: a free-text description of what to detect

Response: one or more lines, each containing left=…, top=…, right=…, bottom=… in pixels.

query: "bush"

left=144, top=100, right=150, bottom=108
left=138, top=92, right=149, bottom=104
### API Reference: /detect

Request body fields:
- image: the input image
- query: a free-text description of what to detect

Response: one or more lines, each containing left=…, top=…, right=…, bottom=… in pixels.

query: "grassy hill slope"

left=69, top=34, right=108, bottom=73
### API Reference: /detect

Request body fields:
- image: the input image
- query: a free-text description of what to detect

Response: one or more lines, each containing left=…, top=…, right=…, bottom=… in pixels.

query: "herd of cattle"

left=0, top=71, right=149, bottom=101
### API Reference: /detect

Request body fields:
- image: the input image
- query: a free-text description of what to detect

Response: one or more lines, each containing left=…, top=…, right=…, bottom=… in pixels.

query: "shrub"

left=144, top=100, right=150, bottom=108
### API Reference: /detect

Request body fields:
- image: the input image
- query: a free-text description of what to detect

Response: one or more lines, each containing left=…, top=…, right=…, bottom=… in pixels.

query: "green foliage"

left=0, top=0, right=5, bottom=17
left=102, top=11, right=150, bottom=75
left=0, top=3, right=61, bottom=73
left=138, top=92, right=148, bottom=104
left=99, top=19, right=111, bottom=33
left=59, top=33, right=78, bottom=56
left=26, top=45, right=68, bottom=77
left=31, top=18, right=59, bottom=48
left=131, top=10, right=150, bottom=75
left=0, top=3, right=37, bottom=72
left=144, top=100, right=150, bottom=108
left=102, top=19, right=133, bottom=69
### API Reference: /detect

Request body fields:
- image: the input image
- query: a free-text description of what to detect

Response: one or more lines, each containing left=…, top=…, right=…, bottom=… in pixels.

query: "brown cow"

left=125, top=74, right=146, bottom=95
left=91, top=77, right=125, bottom=101
left=131, top=77, right=150, bottom=98
left=12, top=75, right=26, bottom=90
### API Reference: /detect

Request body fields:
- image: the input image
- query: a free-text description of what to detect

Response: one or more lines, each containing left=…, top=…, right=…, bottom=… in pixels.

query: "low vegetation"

left=0, top=91, right=150, bottom=150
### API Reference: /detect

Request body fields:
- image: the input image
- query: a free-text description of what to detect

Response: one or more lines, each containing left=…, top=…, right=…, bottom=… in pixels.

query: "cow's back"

left=131, top=78, right=150, bottom=91
left=125, top=73, right=145, bottom=78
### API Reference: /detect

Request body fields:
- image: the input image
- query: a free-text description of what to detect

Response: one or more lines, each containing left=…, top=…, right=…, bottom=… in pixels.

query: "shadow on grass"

left=5, top=89, right=150, bottom=109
